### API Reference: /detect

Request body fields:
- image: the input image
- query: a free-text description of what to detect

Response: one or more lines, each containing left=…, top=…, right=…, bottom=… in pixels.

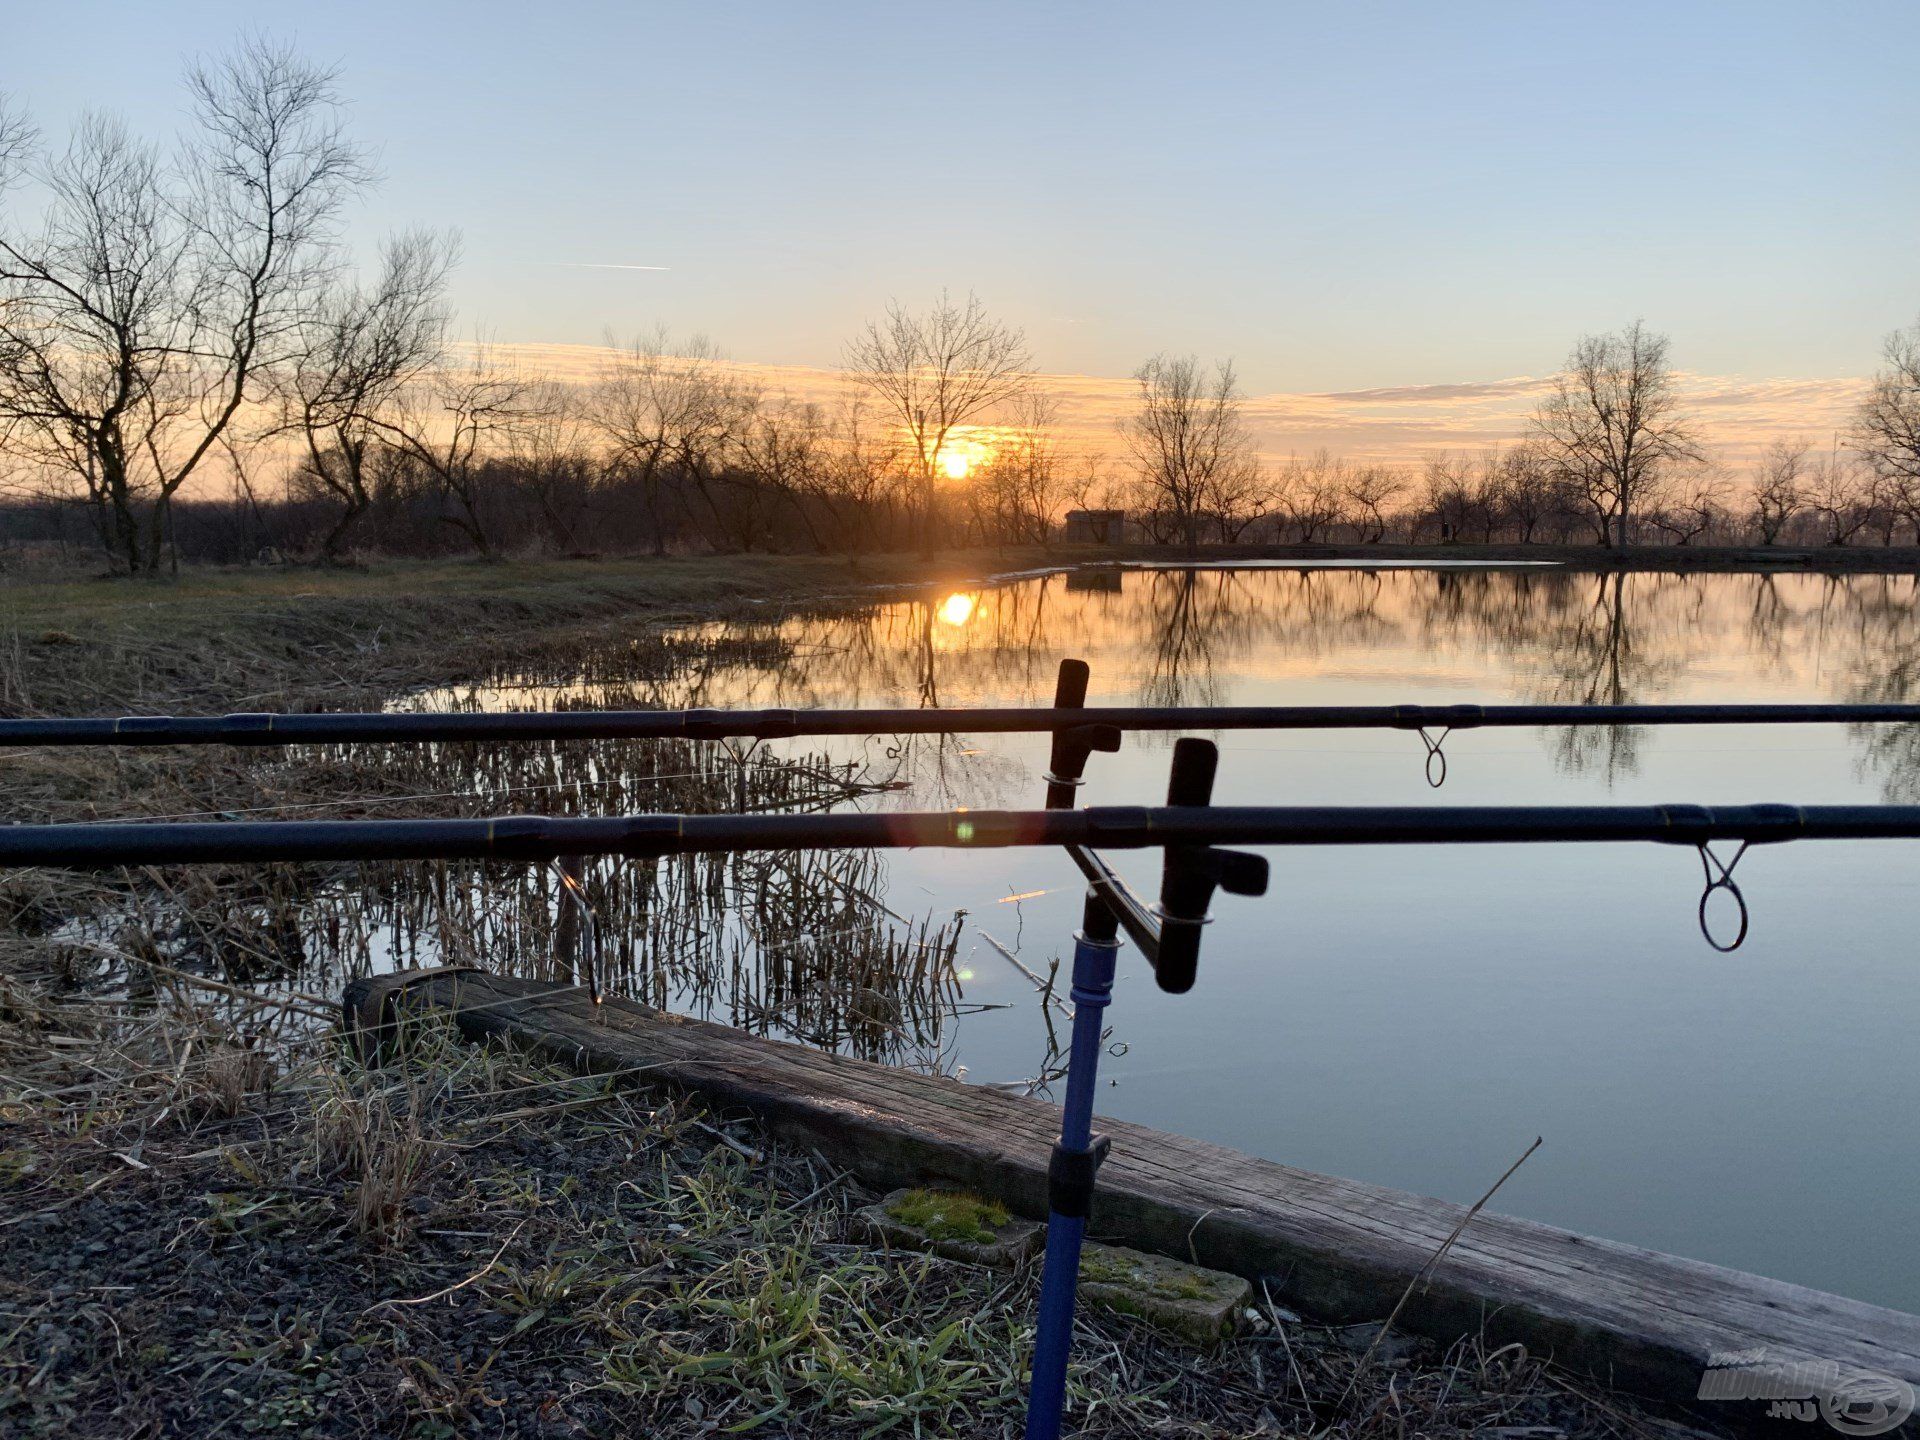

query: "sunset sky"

left=11, top=1, right=1918, bottom=463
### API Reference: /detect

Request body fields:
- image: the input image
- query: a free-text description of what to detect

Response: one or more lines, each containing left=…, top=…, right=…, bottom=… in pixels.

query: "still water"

left=494, top=565, right=1920, bottom=1310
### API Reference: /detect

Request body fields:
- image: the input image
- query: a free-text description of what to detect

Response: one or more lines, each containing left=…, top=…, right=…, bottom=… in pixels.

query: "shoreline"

left=349, top=966, right=1920, bottom=1437
left=1, top=542, right=1912, bottom=718
left=1067, top=540, right=1920, bottom=573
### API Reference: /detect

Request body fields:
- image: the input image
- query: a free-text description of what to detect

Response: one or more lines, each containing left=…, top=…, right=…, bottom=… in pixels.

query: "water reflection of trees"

left=1526, top=574, right=1661, bottom=781
left=1139, top=570, right=1239, bottom=708
left=420, top=565, right=1920, bottom=800
left=1820, top=573, right=1920, bottom=800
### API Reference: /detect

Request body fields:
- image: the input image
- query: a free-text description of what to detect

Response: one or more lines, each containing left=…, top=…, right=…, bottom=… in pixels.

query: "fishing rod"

left=3, top=800, right=1915, bottom=871
left=1, top=699, right=1916, bottom=747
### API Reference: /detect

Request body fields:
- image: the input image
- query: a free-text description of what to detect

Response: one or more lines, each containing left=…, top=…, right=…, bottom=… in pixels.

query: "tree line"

left=4, top=43, right=1920, bottom=572
left=1120, top=323, right=1920, bottom=552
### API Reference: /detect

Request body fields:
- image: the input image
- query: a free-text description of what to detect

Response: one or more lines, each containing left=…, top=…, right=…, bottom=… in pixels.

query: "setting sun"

left=928, top=428, right=999, bottom=481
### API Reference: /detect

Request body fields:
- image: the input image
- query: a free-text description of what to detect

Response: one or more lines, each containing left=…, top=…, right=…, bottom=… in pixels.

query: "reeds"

left=0, top=620, right=972, bottom=1076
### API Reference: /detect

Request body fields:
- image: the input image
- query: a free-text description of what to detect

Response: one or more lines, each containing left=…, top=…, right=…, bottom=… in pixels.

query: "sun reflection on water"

left=937, top=592, right=977, bottom=627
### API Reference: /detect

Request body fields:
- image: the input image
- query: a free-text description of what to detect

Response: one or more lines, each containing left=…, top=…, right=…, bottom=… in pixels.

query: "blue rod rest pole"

left=1023, top=891, right=1120, bottom=1440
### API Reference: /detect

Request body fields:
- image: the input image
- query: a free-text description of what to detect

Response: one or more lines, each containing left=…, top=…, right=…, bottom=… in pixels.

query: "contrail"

left=544, top=261, right=670, bottom=272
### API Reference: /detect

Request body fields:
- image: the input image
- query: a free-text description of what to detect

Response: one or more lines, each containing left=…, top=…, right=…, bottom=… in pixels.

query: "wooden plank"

left=344, top=966, right=1920, bottom=1433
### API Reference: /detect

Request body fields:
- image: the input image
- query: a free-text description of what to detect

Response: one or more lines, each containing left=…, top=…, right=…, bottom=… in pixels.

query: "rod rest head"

left=1154, top=738, right=1270, bottom=994
left=1046, top=658, right=1123, bottom=809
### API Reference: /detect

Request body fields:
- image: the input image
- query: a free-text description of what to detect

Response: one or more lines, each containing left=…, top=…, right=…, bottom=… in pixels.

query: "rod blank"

left=4, top=802, right=1919, bottom=869
left=3, top=701, right=1918, bottom=749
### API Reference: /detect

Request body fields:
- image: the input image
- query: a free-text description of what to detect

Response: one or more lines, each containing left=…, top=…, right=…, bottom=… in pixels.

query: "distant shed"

left=1061, top=509, right=1126, bottom=545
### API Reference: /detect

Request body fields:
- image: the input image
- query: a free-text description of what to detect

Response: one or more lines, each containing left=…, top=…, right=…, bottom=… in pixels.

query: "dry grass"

left=0, top=970, right=1714, bottom=1439
left=312, top=1070, right=439, bottom=1246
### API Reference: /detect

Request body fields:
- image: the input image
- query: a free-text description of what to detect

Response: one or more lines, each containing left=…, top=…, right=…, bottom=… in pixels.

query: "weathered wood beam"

left=343, top=966, right=1920, bottom=1435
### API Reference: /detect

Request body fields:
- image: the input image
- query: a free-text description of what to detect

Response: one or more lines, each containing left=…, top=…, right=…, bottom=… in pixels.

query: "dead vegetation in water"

left=0, top=592, right=969, bottom=1069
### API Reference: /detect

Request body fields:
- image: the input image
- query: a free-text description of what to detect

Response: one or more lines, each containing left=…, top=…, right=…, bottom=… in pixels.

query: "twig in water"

left=980, top=931, right=1073, bottom=1019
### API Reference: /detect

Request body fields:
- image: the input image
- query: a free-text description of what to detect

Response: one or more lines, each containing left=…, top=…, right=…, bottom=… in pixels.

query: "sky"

left=8, top=1, right=1918, bottom=462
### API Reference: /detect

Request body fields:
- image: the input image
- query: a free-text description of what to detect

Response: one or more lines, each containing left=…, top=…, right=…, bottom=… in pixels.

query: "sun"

left=929, top=428, right=997, bottom=480
left=937, top=592, right=977, bottom=626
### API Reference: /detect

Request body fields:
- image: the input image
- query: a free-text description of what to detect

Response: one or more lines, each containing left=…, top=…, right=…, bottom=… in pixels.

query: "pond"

left=427, top=564, right=1920, bottom=1312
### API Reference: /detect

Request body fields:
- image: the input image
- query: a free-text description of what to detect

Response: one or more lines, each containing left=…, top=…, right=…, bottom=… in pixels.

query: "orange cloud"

left=485, top=340, right=1871, bottom=471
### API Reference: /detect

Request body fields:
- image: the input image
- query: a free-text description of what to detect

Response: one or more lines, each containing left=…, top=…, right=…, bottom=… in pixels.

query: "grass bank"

left=0, top=549, right=1064, bottom=718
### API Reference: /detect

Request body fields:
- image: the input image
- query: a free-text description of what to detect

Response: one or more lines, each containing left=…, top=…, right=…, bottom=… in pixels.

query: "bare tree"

left=1466, top=451, right=1513, bottom=540
left=0, top=96, right=31, bottom=177
left=1418, top=453, right=1486, bottom=542
left=0, top=98, right=33, bottom=404
left=508, top=381, right=600, bottom=553
left=1210, top=457, right=1278, bottom=542
left=1123, top=354, right=1255, bottom=552
left=728, top=396, right=818, bottom=549
left=1856, top=317, right=1920, bottom=542
left=0, top=40, right=371, bottom=573
left=1750, top=438, right=1807, bottom=545
left=374, top=342, right=545, bottom=555
left=844, top=291, right=1031, bottom=551
left=1341, top=463, right=1406, bottom=543
left=972, top=390, right=1065, bottom=547
left=592, top=329, right=755, bottom=554
left=1645, top=464, right=1731, bottom=545
left=282, top=229, right=455, bottom=558
left=817, top=399, right=910, bottom=556
left=1530, top=322, right=1698, bottom=548
left=1805, top=442, right=1876, bottom=546
left=1276, top=451, right=1344, bottom=543
left=1495, top=446, right=1556, bottom=542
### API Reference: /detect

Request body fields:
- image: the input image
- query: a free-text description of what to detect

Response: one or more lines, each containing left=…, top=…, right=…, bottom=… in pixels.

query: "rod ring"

left=1419, top=727, right=1452, bottom=789
left=1695, top=842, right=1752, bottom=953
